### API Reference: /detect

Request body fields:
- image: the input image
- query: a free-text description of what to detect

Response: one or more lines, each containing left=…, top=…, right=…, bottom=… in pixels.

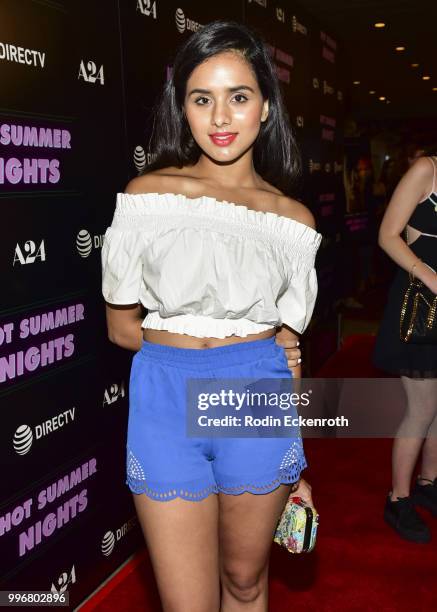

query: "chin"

left=208, top=150, right=243, bottom=164
left=205, top=141, right=252, bottom=161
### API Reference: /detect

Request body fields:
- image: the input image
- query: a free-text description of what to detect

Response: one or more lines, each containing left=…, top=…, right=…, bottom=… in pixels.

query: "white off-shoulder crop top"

left=101, top=192, right=323, bottom=339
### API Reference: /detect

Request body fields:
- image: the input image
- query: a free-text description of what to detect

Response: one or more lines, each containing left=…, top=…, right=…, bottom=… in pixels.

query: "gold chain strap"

left=400, top=282, right=415, bottom=341
left=427, top=296, right=437, bottom=329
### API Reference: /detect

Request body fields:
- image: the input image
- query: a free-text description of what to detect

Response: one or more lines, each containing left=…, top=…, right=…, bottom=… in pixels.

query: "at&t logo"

left=13, top=424, right=33, bottom=456
left=134, top=145, right=146, bottom=171
left=136, top=0, right=157, bottom=18
left=175, top=8, right=186, bottom=33
left=76, top=229, right=105, bottom=258
left=101, top=531, right=115, bottom=556
left=78, top=60, right=104, bottom=85
left=76, top=230, right=92, bottom=257
left=13, top=240, right=46, bottom=265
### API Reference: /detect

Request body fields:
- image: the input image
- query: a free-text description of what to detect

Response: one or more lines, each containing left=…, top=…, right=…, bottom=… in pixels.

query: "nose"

left=211, top=100, right=231, bottom=128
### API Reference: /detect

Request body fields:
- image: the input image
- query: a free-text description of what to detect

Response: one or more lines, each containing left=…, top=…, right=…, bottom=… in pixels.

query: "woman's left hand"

left=275, top=338, right=301, bottom=368
left=291, top=478, right=314, bottom=509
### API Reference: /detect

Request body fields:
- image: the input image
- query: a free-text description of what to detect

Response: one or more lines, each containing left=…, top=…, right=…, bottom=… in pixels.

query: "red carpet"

left=79, top=334, right=437, bottom=611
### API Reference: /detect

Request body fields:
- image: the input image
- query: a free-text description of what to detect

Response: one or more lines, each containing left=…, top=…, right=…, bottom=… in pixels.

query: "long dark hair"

left=141, top=19, right=302, bottom=197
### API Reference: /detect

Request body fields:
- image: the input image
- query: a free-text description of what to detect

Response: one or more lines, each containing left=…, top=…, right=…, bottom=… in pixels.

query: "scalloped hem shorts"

left=126, top=335, right=307, bottom=502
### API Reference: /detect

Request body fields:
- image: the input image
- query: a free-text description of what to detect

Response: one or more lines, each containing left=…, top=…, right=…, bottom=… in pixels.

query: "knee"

left=415, top=411, right=436, bottom=433
left=221, top=566, right=267, bottom=603
left=403, top=403, right=437, bottom=433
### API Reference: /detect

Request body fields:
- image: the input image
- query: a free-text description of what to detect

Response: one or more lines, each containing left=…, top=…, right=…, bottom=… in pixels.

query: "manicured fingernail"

left=298, top=358, right=302, bottom=363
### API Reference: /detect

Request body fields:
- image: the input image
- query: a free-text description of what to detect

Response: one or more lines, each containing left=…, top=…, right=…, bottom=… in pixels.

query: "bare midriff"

left=143, top=326, right=276, bottom=349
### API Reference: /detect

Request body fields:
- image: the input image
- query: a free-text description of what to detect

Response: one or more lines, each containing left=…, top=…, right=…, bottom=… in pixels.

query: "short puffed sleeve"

left=276, top=227, right=322, bottom=334
left=101, top=210, right=145, bottom=305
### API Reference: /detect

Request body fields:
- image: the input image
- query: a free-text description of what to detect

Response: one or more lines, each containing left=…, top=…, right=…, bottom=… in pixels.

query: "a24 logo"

left=13, top=240, right=46, bottom=265
left=78, top=60, right=104, bottom=85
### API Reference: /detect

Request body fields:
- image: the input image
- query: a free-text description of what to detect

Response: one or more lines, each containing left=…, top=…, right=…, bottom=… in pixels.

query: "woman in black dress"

left=373, top=153, right=437, bottom=543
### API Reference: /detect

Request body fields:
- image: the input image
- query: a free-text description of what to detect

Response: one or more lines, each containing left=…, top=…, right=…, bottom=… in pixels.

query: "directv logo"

left=101, top=518, right=137, bottom=556
left=76, top=229, right=93, bottom=258
left=175, top=8, right=203, bottom=34
left=13, top=408, right=76, bottom=455
left=13, top=424, right=33, bottom=455
left=101, top=531, right=115, bottom=556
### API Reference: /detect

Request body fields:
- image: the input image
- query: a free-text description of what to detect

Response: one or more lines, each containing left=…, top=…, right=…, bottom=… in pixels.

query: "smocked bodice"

left=101, top=192, right=323, bottom=338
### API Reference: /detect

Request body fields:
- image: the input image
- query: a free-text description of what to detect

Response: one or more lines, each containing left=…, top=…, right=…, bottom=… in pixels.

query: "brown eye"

left=233, top=94, right=248, bottom=103
left=194, top=96, right=209, bottom=105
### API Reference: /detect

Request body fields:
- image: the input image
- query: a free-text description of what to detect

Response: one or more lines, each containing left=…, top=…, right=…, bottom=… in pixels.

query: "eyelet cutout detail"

left=125, top=440, right=306, bottom=501
left=126, top=478, right=219, bottom=501
left=127, top=448, right=146, bottom=481
left=216, top=470, right=301, bottom=495
left=279, top=439, right=303, bottom=471
left=126, top=474, right=303, bottom=500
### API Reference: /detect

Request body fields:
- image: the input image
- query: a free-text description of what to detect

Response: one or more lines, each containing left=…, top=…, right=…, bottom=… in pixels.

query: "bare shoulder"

left=277, top=196, right=316, bottom=230
left=123, top=167, right=193, bottom=196
left=394, top=156, right=435, bottom=202
left=407, top=156, right=434, bottom=182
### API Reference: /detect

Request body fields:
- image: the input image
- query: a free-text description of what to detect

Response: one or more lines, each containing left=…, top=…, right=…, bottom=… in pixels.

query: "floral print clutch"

left=273, top=495, right=319, bottom=553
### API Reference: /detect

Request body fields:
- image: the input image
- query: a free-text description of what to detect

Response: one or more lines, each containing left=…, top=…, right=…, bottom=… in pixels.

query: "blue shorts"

left=126, top=335, right=307, bottom=501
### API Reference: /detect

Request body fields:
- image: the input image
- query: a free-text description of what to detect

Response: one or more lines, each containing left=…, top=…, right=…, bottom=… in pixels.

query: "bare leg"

left=218, top=484, right=292, bottom=612
left=391, top=377, right=437, bottom=499
left=133, top=492, right=220, bottom=612
left=420, top=389, right=437, bottom=481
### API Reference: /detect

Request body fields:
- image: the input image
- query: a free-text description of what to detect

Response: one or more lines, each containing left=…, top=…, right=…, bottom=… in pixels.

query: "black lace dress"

left=373, top=157, right=437, bottom=379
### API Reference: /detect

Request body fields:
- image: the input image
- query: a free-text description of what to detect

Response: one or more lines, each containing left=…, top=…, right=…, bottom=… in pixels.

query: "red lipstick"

left=209, top=132, right=238, bottom=147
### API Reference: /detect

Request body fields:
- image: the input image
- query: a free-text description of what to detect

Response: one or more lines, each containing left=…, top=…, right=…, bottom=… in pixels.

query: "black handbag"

left=400, top=271, right=437, bottom=344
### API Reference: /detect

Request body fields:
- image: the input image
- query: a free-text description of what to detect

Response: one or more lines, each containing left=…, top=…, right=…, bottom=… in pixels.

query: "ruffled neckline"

left=115, top=191, right=323, bottom=251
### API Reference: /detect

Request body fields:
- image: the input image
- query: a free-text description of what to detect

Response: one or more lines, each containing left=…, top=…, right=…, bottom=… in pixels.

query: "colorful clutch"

left=273, top=495, right=319, bottom=553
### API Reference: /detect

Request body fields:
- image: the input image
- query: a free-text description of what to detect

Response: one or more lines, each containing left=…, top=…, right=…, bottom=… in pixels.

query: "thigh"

left=211, top=345, right=305, bottom=582
left=133, top=493, right=220, bottom=612
left=218, top=485, right=292, bottom=587
left=401, top=376, right=437, bottom=415
left=400, top=376, right=437, bottom=435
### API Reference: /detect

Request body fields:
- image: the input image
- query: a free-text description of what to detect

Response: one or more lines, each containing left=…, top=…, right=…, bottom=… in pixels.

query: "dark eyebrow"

left=187, top=85, right=255, bottom=96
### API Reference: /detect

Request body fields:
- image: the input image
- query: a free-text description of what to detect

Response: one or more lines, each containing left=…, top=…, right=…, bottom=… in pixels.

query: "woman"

left=102, top=20, right=322, bottom=611
left=373, top=151, right=437, bottom=544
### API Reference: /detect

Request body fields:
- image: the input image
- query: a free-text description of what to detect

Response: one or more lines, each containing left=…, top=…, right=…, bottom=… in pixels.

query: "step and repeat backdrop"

left=0, top=0, right=344, bottom=606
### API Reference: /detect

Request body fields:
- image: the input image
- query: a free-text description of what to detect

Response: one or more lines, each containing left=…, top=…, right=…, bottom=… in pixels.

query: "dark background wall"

left=0, top=1, right=344, bottom=606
